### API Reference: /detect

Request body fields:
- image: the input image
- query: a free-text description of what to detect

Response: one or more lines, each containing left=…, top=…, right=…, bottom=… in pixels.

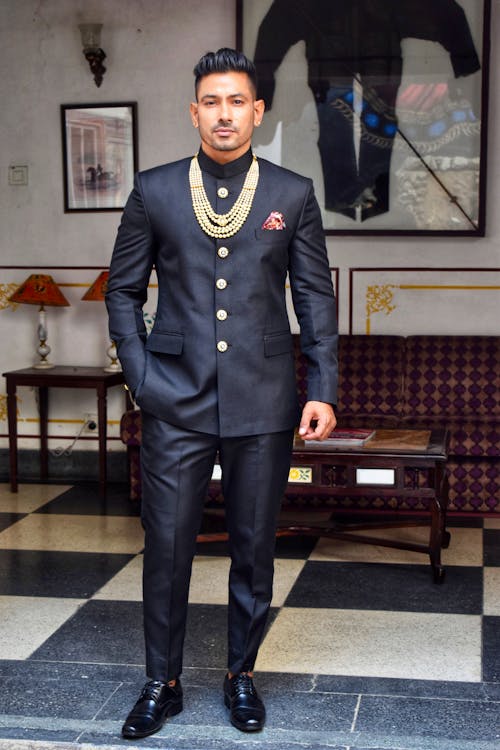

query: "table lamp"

left=82, top=270, right=121, bottom=373
left=8, top=273, right=70, bottom=369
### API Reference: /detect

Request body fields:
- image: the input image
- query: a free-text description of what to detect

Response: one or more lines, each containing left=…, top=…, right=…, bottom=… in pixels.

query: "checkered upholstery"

left=337, top=334, right=405, bottom=420
left=120, top=334, right=500, bottom=512
left=119, top=411, right=142, bottom=501
left=119, top=409, right=142, bottom=447
left=400, top=336, right=500, bottom=513
left=403, top=336, right=500, bottom=419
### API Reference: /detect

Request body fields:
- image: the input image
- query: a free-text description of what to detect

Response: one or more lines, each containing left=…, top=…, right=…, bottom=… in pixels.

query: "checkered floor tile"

left=0, top=481, right=499, bottom=750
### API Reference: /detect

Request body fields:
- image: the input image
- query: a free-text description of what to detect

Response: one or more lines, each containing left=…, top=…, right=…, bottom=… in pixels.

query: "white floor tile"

left=0, top=596, right=84, bottom=659
left=188, top=556, right=305, bottom=606
left=255, top=608, right=482, bottom=682
left=189, top=556, right=229, bottom=604
left=0, top=513, right=144, bottom=553
left=484, top=567, right=500, bottom=616
left=309, top=526, right=482, bottom=566
left=0, top=483, right=73, bottom=513
left=93, top=554, right=143, bottom=600
left=93, top=554, right=305, bottom=607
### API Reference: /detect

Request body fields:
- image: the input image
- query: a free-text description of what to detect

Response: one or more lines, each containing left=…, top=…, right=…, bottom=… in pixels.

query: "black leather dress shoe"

left=223, top=673, right=265, bottom=732
left=121, top=679, right=183, bottom=739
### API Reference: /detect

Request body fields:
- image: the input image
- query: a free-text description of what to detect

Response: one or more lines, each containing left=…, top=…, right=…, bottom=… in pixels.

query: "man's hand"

left=298, top=401, right=337, bottom=441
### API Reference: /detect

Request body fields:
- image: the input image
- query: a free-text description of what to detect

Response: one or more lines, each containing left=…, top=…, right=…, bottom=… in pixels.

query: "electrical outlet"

left=83, top=413, right=98, bottom=433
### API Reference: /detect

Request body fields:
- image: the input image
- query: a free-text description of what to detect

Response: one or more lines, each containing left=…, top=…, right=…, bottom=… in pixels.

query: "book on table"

left=300, top=427, right=375, bottom=449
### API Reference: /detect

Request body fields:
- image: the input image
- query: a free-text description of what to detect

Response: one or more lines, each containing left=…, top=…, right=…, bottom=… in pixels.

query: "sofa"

left=120, top=334, right=500, bottom=514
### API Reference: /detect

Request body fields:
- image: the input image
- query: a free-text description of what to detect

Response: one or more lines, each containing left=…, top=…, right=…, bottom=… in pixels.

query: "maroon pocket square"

left=262, top=211, right=286, bottom=230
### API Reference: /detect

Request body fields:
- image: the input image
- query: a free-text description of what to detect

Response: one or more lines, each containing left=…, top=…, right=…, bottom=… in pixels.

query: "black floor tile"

left=284, top=561, right=483, bottom=613
left=265, top=690, right=357, bottom=732
left=0, top=658, right=146, bottom=683
left=80, top=728, right=346, bottom=750
left=0, top=480, right=495, bottom=750
left=314, top=674, right=490, bottom=701
left=0, top=727, right=80, bottom=743
left=28, top=599, right=280, bottom=671
left=195, top=538, right=231, bottom=556
left=483, top=529, right=500, bottom=566
left=36, top=482, right=140, bottom=516
left=0, top=512, right=26, bottom=532
left=183, top=604, right=279, bottom=670
left=0, top=674, right=120, bottom=719
left=355, top=694, right=500, bottom=742
left=195, top=516, right=319, bottom=559
left=447, top=515, right=484, bottom=528
left=273, top=533, right=320, bottom=558
left=0, top=549, right=135, bottom=597
left=482, top=616, right=500, bottom=682
left=29, top=599, right=146, bottom=665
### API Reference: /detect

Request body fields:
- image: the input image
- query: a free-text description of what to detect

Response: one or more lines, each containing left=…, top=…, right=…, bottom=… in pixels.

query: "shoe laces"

left=139, top=680, right=165, bottom=703
left=232, top=673, right=256, bottom=695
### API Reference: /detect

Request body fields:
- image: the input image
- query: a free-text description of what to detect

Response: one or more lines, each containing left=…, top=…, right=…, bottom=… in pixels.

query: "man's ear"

left=254, top=98, right=265, bottom=126
left=190, top=101, right=199, bottom=128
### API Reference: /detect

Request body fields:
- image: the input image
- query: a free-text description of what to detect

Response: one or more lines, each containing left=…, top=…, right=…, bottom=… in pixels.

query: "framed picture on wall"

left=237, top=0, right=491, bottom=236
left=61, top=102, right=138, bottom=212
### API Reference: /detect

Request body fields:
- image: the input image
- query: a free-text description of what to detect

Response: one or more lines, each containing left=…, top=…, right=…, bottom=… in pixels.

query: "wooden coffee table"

left=283, top=428, right=450, bottom=583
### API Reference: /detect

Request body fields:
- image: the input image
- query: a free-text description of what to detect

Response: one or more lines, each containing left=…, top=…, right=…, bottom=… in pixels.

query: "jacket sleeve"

left=288, top=180, right=338, bottom=405
left=396, top=0, right=481, bottom=78
left=253, top=0, right=304, bottom=109
left=105, top=174, right=156, bottom=397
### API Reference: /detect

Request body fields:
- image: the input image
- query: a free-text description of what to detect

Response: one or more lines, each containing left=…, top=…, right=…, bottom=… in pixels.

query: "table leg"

left=6, top=380, right=18, bottom=492
left=429, top=464, right=449, bottom=584
left=38, top=386, right=49, bottom=481
left=96, top=386, right=107, bottom=498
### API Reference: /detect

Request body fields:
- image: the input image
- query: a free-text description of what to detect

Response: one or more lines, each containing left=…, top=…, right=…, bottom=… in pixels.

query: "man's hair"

left=193, top=48, right=257, bottom=98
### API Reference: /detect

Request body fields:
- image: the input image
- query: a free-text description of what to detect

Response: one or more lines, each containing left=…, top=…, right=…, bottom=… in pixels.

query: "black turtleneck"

left=197, top=147, right=253, bottom=178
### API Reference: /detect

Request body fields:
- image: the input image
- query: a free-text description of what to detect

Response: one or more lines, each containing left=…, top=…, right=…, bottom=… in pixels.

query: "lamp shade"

left=82, top=271, right=109, bottom=301
left=8, top=274, right=70, bottom=307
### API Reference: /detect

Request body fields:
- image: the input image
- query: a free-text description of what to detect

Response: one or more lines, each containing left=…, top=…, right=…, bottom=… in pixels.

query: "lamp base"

left=34, top=361, right=55, bottom=369
left=104, top=341, right=122, bottom=373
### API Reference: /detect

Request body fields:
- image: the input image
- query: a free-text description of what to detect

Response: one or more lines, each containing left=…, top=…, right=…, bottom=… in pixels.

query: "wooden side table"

left=283, top=428, right=450, bottom=582
left=201, top=428, right=450, bottom=582
left=3, top=366, right=127, bottom=498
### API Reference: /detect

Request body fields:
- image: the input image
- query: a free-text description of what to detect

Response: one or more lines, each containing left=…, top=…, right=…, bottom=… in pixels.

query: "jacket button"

left=217, top=340, right=228, bottom=352
left=216, top=278, right=227, bottom=290
left=217, top=187, right=229, bottom=198
left=217, top=247, right=229, bottom=258
left=216, top=309, right=228, bottom=321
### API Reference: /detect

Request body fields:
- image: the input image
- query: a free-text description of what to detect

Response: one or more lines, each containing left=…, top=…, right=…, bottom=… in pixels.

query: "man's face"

left=190, top=71, right=264, bottom=163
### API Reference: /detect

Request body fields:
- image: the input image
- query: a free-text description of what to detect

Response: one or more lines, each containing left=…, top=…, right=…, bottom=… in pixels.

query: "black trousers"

left=140, top=411, right=295, bottom=681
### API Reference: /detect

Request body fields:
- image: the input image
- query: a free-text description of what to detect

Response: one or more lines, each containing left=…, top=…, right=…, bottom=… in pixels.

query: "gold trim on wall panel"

left=0, top=394, right=7, bottom=422
left=0, top=283, right=21, bottom=310
left=350, top=268, right=500, bottom=335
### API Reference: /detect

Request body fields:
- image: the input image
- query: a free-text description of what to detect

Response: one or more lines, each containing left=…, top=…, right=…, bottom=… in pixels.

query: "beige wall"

left=0, top=0, right=498, bottom=451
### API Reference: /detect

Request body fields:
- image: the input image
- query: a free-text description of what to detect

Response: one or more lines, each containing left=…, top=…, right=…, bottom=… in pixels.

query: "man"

left=106, top=48, right=338, bottom=739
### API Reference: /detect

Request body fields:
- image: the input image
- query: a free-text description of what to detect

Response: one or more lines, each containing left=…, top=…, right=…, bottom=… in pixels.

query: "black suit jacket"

left=254, top=0, right=481, bottom=107
left=106, top=151, right=338, bottom=437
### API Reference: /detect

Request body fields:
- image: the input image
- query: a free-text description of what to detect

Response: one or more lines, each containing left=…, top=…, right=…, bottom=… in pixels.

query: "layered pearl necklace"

left=189, top=153, right=259, bottom=239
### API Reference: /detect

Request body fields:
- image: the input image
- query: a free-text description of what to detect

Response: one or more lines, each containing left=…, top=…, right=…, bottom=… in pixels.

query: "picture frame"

left=61, top=102, right=138, bottom=212
left=237, top=0, right=491, bottom=236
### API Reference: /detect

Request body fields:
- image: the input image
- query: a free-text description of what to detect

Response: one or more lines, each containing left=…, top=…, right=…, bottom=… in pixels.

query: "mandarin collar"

left=197, top=148, right=253, bottom=179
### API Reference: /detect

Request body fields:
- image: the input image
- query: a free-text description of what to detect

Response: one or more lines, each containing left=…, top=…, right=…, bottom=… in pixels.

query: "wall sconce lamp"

left=78, top=23, right=107, bottom=87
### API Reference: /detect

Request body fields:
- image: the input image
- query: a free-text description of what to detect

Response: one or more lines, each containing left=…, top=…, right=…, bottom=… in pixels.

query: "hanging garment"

left=253, top=0, right=481, bottom=220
